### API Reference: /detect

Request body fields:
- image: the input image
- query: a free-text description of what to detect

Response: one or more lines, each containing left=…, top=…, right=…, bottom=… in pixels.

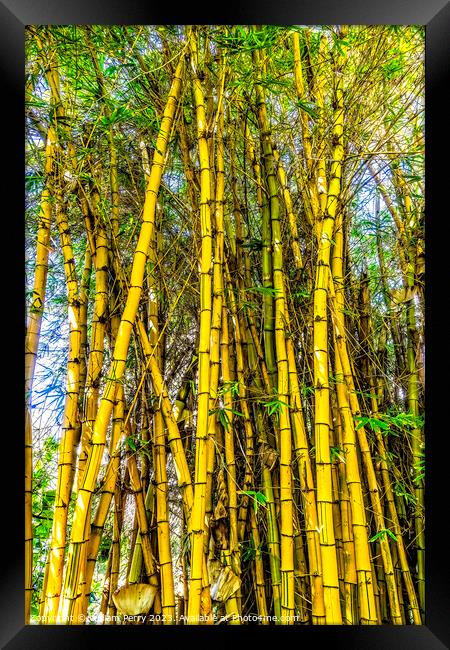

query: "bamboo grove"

left=25, top=25, right=425, bottom=626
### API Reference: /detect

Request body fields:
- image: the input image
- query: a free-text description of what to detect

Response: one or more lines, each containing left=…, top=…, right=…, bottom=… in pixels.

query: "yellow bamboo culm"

left=43, top=195, right=82, bottom=621
left=82, top=383, right=124, bottom=614
left=78, top=304, right=122, bottom=616
left=138, top=332, right=212, bottom=624
left=311, top=27, right=348, bottom=625
left=284, top=303, right=326, bottom=624
left=186, top=26, right=214, bottom=624
left=314, top=34, right=329, bottom=241
left=330, top=273, right=404, bottom=624
left=57, top=57, right=184, bottom=623
left=396, top=162, right=425, bottom=615
left=31, top=32, right=86, bottom=621
left=25, top=125, right=56, bottom=392
left=292, top=30, right=317, bottom=229
left=137, top=321, right=210, bottom=616
left=151, top=279, right=176, bottom=621
left=77, top=191, right=109, bottom=490
left=154, top=407, right=176, bottom=623
left=205, top=54, right=226, bottom=560
left=273, top=147, right=303, bottom=271
left=25, top=123, right=56, bottom=623
left=252, top=43, right=295, bottom=622
left=331, top=204, right=378, bottom=624
left=220, top=306, right=243, bottom=625
left=126, top=448, right=158, bottom=587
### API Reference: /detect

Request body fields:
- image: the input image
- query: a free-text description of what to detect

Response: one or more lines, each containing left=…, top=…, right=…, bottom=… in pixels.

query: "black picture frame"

left=3, top=1, right=449, bottom=647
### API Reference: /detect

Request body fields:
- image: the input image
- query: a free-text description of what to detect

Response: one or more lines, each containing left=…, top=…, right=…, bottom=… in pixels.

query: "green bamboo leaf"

left=369, top=528, right=398, bottom=543
left=386, top=529, right=398, bottom=542
left=295, top=99, right=318, bottom=121
left=127, top=437, right=137, bottom=452
left=247, top=286, right=280, bottom=297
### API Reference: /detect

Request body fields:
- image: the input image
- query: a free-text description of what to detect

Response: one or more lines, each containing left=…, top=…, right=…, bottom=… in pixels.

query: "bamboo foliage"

left=26, top=25, right=424, bottom=626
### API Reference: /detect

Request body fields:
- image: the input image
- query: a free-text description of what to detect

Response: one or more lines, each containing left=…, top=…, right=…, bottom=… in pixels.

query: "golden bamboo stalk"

left=186, top=26, right=214, bottom=624
left=25, top=123, right=56, bottom=623
left=310, top=28, right=347, bottom=625
left=58, top=57, right=184, bottom=622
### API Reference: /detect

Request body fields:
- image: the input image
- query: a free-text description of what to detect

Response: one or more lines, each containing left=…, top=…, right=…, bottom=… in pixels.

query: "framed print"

left=2, top=0, right=449, bottom=647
